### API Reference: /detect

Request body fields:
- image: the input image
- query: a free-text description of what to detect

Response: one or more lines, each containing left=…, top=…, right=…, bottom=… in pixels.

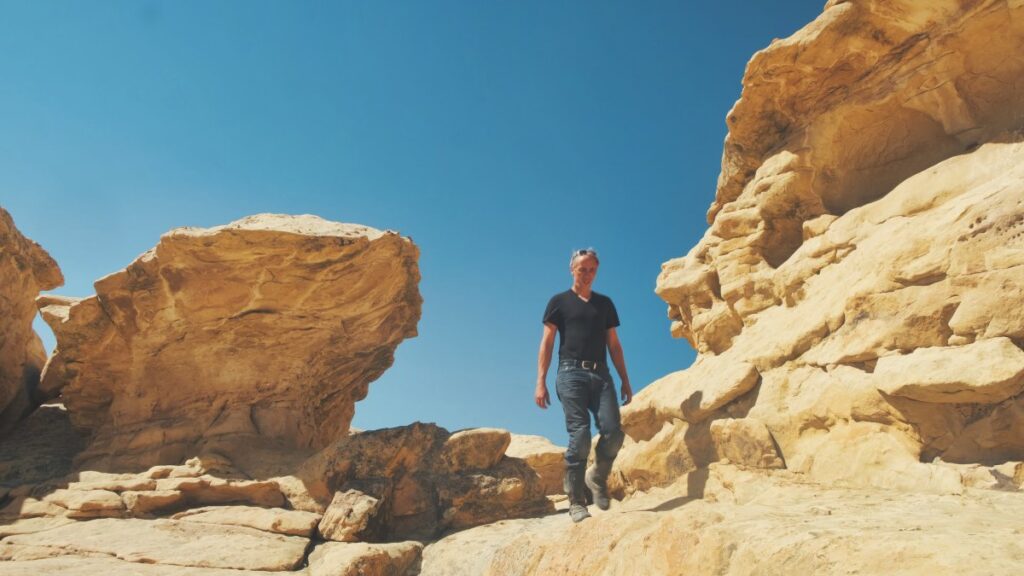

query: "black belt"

left=559, top=359, right=605, bottom=371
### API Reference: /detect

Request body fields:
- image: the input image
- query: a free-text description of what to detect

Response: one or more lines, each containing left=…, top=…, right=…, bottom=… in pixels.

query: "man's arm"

left=535, top=322, right=557, bottom=409
left=607, top=327, right=632, bottom=405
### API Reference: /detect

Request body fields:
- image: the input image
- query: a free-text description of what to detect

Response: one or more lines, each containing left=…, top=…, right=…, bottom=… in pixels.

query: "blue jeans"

left=555, top=361, right=625, bottom=473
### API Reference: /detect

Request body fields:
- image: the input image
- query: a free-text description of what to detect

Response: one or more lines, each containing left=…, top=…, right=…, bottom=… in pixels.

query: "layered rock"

left=619, top=0, right=1024, bottom=494
left=0, top=212, right=560, bottom=574
left=297, top=424, right=553, bottom=541
left=0, top=423, right=549, bottom=574
left=37, top=214, right=421, bottom=468
left=0, top=207, right=62, bottom=434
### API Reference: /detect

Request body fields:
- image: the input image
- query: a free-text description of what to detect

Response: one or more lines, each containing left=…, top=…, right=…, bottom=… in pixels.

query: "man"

left=535, top=247, right=632, bottom=523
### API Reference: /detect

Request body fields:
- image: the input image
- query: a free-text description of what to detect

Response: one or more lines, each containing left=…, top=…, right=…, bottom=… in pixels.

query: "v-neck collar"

left=571, top=289, right=591, bottom=303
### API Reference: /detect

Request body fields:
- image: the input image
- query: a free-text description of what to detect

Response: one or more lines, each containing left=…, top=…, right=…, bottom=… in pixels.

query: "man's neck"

left=571, top=286, right=592, bottom=300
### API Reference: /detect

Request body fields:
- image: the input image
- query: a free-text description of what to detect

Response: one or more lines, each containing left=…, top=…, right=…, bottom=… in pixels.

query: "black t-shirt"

left=542, top=290, right=620, bottom=362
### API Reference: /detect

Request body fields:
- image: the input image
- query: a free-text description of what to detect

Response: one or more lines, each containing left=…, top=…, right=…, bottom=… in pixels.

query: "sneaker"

left=569, top=503, right=591, bottom=523
left=585, top=465, right=610, bottom=511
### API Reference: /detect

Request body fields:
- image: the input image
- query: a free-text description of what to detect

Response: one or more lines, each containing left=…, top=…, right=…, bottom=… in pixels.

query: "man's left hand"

left=621, top=381, right=632, bottom=406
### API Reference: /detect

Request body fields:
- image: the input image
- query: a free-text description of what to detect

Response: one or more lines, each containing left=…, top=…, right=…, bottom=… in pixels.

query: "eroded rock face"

left=0, top=207, right=62, bottom=434
left=620, top=0, right=1024, bottom=494
left=37, top=214, right=421, bottom=468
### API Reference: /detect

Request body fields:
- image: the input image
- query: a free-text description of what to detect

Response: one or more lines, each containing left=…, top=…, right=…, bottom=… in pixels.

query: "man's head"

left=570, top=248, right=599, bottom=288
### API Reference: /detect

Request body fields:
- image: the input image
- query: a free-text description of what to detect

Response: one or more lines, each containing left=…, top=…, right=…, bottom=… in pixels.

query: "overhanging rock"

left=38, top=214, right=421, bottom=469
left=0, top=206, right=63, bottom=435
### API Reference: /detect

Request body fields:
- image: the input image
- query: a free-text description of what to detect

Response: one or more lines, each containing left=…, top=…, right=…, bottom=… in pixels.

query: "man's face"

left=571, top=255, right=599, bottom=288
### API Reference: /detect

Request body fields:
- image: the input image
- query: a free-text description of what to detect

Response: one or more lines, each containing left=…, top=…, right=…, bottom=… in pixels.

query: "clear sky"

left=2, top=1, right=824, bottom=444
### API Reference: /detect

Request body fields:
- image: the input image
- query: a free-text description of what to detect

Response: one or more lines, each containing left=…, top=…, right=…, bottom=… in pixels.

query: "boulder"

left=0, top=207, right=63, bottom=434
left=298, top=423, right=553, bottom=540
left=308, top=541, right=422, bottom=576
left=505, top=434, right=565, bottom=496
left=318, top=489, right=382, bottom=542
left=36, top=214, right=421, bottom=468
left=440, top=428, right=511, bottom=472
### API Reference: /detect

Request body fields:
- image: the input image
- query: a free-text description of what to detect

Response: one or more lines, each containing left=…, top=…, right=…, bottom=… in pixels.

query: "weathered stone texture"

left=308, top=541, right=422, bottom=576
left=0, top=207, right=62, bottom=434
left=3, top=518, right=310, bottom=571
left=618, top=0, right=1024, bottom=494
left=505, top=434, right=565, bottom=496
left=299, top=423, right=553, bottom=541
left=37, top=214, right=421, bottom=468
left=318, top=489, right=382, bottom=542
left=422, top=464, right=1024, bottom=576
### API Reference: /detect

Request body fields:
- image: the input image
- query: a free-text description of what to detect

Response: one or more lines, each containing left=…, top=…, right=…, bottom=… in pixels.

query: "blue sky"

left=2, top=1, right=823, bottom=444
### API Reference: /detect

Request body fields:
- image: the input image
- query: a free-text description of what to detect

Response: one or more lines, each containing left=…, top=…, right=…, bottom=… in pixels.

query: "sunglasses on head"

left=570, top=248, right=599, bottom=266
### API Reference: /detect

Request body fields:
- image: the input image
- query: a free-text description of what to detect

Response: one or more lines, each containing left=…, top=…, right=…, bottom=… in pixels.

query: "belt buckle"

left=581, top=360, right=596, bottom=370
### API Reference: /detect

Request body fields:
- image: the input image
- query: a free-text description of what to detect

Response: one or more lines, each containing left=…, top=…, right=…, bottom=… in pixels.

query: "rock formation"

left=1, top=213, right=558, bottom=575
left=412, top=3, right=1024, bottom=572
left=37, top=214, right=422, bottom=469
left=296, top=425, right=552, bottom=540
left=0, top=207, right=62, bottom=435
left=617, top=0, right=1024, bottom=495
left=0, top=421, right=552, bottom=574
left=6, top=0, right=1024, bottom=573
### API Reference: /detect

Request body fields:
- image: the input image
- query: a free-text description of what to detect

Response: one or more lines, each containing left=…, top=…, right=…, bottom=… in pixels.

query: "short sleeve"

left=605, top=297, right=620, bottom=329
left=543, top=295, right=561, bottom=326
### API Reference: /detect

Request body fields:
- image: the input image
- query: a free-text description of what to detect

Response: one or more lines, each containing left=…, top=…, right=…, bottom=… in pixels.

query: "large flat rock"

left=172, top=505, right=321, bottom=537
left=875, top=338, right=1024, bottom=403
left=308, top=541, right=422, bottom=576
left=621, top=354, right=759, bottom=442
left=0, top=556, right=290, bottom=576
left=3, top=517, right=310, bottom=571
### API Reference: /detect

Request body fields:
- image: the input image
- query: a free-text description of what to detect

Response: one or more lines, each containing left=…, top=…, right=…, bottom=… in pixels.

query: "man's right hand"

left=534, top=383, right=550, bottom=409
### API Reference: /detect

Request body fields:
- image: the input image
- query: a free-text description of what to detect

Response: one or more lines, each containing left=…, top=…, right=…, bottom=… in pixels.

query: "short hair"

left=570, top=247, right=600, bottom=268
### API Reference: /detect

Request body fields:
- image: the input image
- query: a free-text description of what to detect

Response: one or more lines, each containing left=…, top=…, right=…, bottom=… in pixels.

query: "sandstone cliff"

left=0, top=207, right=62, bottom=436
left=618, top=0, right=1024, bottom=495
